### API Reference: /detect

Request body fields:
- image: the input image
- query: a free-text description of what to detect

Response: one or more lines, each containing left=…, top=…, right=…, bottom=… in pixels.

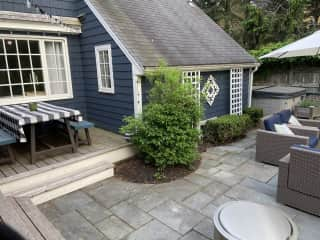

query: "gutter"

left=248, top=66, right=259, bottom=107
left=145, top=63, right=260, bottom=72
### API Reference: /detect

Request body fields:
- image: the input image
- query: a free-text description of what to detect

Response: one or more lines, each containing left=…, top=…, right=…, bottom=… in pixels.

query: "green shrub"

left=203, top=114, right=251, bottom=144
left=244, top=107, right=263, bottom=127
left=299, top=99, right=320, bottom=108
left=120, top=63, right=202, bottom=174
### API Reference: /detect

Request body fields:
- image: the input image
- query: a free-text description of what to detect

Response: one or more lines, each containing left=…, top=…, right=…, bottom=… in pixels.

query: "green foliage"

left=244, top=107, right=264, bottom=127
left=299, top=99, right=320, bottom=107
left=203, top=114, right=251, bottom=144
left=120, top=63, right=202, bottom=173
left=198, top=0, right=315, bottom=50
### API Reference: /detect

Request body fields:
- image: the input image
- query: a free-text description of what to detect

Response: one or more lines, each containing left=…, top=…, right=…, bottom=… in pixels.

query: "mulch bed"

left=114, top=156, right=201, bottom=184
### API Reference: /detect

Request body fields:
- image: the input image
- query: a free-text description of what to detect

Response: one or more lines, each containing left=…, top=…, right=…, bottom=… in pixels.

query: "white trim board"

left=0, top=11, right=81, bottom=34
left=84, top=0, right=144, bottom=75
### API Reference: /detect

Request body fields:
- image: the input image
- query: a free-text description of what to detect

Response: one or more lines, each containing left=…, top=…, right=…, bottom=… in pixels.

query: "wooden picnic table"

left=0, top=102, right=82, bottom=164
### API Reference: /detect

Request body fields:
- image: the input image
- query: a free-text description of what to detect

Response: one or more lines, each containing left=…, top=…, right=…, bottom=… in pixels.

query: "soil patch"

left=115, top=156, right=201, bottom=184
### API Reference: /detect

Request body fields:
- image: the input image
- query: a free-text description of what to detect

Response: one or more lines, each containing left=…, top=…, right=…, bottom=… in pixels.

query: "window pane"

left=106, top=76, right=111, bottom=88
left=10, top=71, right=21, bottom=84
left=0, top=55, right=6, bottom=69
left=31, top=56, right=42, bottom=68
left=46, top=55, right=56, bottom=68
left=20, top=55, right=31, bottom=68
left=0, top=86, right=10, bottom=97
left=58, top=69, right=66, bottom=81
left=33, top=70, right=44, bottom=83
left=54, top=42, right=63, bottom=55
left=22, top=70, right=33, bottom=83
left=5, top=39, right=17, bottom=54
left=48, top=69, right=58, bottom=82
left=45, top=42, right=54, bottom=54
left=12, top=85, right=23, bottom=96
left=104, top=50, right=109, bottom=63
left=100, top=64, right=106, bottom=76
left=101, top=76, right=107, bottom=88
left=0, top=71, right=9, bottom=85
left=29, top=41, right=40, bottom=54
left=18, top=40, right=29, bottom=54
left=24, top=84, right=35, bottom=96
left=50, top=82, right=67, bottom=94
left=99, top=51, right=104, bottom=63
left=0, top=40, right=3, bottom=53
left=35, top=84, right=46, bottom=96
left=57, top=55, right=65, bottom=68
left=105, top=63, right=110, bottom=76
left=7, top=55, right=19, bottom=69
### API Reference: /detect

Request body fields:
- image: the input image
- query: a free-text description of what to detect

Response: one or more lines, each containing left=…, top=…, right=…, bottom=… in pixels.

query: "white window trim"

left=0, top=34, right=73, bottom=106
left=95, top=44, right=115, bottom=94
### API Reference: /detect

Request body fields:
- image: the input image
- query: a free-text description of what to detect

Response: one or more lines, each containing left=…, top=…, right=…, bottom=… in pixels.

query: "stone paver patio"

left=40, top=130, right=320, bottom=240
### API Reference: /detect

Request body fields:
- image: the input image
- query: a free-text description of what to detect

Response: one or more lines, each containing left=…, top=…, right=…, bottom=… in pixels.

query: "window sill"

left=0, top=94, right=74, bottom=106
left=98, top=89, right=115, bottom=94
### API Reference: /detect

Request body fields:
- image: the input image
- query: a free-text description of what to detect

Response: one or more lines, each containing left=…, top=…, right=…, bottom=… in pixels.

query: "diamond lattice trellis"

left=202, top=75, right=220, bottom=106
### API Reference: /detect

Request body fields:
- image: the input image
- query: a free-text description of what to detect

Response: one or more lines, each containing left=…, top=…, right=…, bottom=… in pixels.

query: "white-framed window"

left=0, top=35, right=73, bottom=105
left=182, top=71, right=201, bottom=100
left=95, top=44, right=114, bottom=94
left=230, top=68, right=243, bottom=115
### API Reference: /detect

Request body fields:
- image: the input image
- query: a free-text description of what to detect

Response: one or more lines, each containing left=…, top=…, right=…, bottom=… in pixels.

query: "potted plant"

left=294, top=100, right=320, bottom=119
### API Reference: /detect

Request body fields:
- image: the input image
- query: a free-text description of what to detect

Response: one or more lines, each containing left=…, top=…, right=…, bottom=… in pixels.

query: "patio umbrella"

left=260, top=30, right=320, bottom=59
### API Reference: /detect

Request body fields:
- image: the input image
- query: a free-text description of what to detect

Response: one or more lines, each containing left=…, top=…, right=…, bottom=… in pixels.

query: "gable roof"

left=86, top=0, right=257, bottom=69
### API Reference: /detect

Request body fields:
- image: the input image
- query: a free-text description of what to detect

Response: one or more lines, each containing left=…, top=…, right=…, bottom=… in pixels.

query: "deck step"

left=0, top=145, right=136, bottom=204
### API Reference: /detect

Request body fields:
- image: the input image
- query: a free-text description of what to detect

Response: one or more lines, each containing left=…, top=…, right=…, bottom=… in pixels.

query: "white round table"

left=213, top=201, right=299, bottom=240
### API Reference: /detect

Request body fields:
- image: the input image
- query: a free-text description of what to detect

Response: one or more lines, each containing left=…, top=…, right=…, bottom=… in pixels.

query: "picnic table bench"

left=0, top=191, right=64, bottom=240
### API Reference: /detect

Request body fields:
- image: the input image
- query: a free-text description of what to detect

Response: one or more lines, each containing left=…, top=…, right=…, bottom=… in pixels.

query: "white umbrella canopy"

left=260, top=30, right=320, bottom=59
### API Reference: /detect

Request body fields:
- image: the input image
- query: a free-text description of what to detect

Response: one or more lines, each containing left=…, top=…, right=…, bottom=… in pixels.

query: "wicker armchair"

left=256, top=114, right=320, bottom=166
left=278, top=146, right=320, bottom=216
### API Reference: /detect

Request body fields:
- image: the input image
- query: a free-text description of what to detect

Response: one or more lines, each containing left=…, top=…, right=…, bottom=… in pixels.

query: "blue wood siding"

left=0, top=0, right=135, bottom=132
left=142, top=69, right=250, bottom=120
left=77, top=2, right=134, bottom=132
left=202, top=69, right=250, bottom=119
left=201, top=71, right=230, bottom=119
left=0, top=0, right=77, bottom=17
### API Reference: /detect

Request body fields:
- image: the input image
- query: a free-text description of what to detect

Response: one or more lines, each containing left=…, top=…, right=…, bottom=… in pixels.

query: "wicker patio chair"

left=278, top=146, right=320, bottom=216
left=256, top=114, right=319, bottom=166
left=278, top=109, right=320, bottom=129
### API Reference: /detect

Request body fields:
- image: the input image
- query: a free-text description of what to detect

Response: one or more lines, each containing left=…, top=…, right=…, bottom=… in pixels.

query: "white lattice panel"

left=183, top=71, right=201, bottom=100
left=230, top=68, right=243, bottom=115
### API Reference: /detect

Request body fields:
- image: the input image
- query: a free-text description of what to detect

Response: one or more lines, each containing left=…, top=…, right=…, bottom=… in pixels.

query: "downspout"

left=248, top=66, right=259, bottom=107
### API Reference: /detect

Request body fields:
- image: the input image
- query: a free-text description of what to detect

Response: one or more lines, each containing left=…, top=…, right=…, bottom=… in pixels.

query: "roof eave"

left=144, top=62, right=260, bottom=72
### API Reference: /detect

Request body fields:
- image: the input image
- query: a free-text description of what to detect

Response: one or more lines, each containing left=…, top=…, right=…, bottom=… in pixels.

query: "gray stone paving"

left=40, top=130, right=320, bottom=240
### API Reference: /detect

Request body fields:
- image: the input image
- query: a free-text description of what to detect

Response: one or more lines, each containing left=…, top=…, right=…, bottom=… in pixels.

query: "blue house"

left=0, top=0, right=258, bottom=132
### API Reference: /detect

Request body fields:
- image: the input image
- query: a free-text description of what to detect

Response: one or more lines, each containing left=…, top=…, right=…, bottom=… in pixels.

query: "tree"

left=306, top=0, right=320, bottom=30
left=242, top=4, right=269, bottom=49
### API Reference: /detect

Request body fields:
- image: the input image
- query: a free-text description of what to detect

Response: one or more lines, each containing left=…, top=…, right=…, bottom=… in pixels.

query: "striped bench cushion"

left=70, top=121, right=94, bottom=130
left=0, top=129, right=16, bottom=146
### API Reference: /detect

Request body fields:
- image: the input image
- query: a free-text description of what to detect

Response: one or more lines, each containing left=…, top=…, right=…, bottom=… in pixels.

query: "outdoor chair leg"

left=65, top=119, right=77, bottom=153
left=30, top=124, right=36, bottom=164
left=85, top=128, right=92, bottom=145
left=7, top=145, right=15, bottom=163
left=74, top=131, right=79, bottom=147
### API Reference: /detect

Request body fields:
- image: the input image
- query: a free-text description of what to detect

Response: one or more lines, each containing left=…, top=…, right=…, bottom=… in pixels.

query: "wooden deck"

left=0, top=128, right=127, bottom=179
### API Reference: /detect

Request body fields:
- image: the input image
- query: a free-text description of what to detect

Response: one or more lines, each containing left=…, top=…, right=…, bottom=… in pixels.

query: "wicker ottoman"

left=213, top=201, right=298, bottom=240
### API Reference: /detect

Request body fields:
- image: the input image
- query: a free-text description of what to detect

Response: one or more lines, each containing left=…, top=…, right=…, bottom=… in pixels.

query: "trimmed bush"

left=120, top=63, right=202, bottom=174
left=203, top=114, right=251, bottom=144
left=244, top=107, right=263, bottom=127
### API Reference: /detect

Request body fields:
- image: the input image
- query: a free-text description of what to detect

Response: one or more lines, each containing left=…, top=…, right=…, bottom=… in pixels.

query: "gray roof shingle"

left=88, top=0, right=257, bottom=68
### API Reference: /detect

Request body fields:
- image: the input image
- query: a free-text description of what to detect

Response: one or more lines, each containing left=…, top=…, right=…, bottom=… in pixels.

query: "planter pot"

left=294, top=106, right=320, bottom=119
